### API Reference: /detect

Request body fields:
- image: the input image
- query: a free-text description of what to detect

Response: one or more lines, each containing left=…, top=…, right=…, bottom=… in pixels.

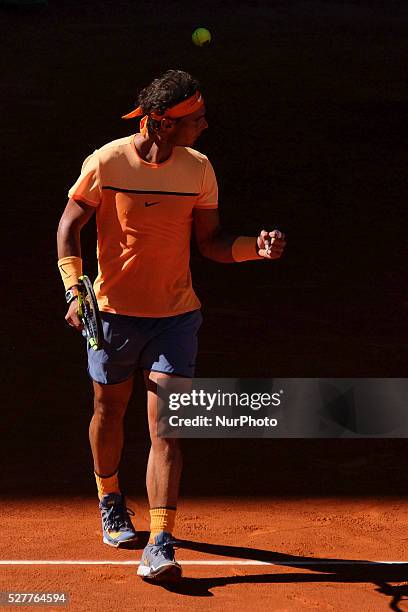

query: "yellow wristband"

left=231, top=236, right=260, bottom=262
left=58, top=256, right=83, bottom=290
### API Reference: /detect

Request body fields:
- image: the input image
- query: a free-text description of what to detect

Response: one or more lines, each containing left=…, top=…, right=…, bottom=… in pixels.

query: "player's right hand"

left=65, top=298, right=84, bottom=331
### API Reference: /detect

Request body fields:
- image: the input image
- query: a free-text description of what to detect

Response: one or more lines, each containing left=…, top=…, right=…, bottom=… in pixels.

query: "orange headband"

left=121, top=90, right=204, bottom=121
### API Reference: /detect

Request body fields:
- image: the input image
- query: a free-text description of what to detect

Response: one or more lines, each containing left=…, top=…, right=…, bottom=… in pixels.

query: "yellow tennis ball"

left=192, top=27, right=211, bottom=47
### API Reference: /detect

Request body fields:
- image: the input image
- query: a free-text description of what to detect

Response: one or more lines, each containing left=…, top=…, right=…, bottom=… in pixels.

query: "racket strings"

left=78, top=276, right=102, bottom=350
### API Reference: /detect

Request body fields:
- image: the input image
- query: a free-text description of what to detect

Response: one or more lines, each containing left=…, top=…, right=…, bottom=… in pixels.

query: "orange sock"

left=94, top=471, right=120, bottom=500
left=149, top=507, right=176, bottom=543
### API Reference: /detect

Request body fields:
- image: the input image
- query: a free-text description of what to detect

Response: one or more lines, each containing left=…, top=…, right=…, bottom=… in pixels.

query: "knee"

left=150, top=436, right=182, bottom=457
left=93, top=396, right=128, bottom=424
left=92, top=379, right=133, bottom=425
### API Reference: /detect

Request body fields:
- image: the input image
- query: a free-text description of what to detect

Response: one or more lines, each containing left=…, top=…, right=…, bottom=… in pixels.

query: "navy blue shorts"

left=87, top=309, right=203, bottom=384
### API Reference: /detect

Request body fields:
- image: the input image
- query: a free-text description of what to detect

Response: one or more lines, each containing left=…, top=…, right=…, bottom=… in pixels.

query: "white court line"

left=0, top=560, right=407, bottom=566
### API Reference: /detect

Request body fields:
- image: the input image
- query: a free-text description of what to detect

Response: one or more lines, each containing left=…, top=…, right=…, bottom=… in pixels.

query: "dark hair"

left=137, top=69, right=200, bottom=134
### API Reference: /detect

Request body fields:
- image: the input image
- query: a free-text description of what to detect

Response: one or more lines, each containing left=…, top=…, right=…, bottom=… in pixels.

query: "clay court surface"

left=2, top=1, right=408, bottom=610
left=2, top=498, right=408, bottom=610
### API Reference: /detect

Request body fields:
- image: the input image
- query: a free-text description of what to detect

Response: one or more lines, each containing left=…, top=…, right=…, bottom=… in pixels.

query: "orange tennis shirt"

left=68, top=135, right=218, bottom=317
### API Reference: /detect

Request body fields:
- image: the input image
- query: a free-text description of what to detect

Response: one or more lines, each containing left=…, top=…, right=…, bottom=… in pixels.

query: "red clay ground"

left=2, top=498, right=408, bottom=611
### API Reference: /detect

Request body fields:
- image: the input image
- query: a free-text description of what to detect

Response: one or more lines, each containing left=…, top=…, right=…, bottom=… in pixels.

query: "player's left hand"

left=257, top=229, right=286, bottom=259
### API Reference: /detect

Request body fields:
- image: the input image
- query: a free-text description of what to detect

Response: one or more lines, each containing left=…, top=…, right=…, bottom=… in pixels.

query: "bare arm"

left=193, top=208, right=236, bottom=263
left=57, top=198, right=96, bottom=330
left=193, top=208, right=286, bottom=263
left=57, top=198, right=96, bottom=259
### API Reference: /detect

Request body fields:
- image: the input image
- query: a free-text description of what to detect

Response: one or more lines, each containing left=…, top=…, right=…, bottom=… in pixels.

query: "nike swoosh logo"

left=59, top=264, right=69, bottom=277
left=116, top=339, right=130, bottom=351
left=145, top=201, right=160, bottom=207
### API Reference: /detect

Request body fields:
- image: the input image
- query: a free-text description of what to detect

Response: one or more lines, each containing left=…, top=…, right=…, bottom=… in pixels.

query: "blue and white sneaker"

left=99, top=493, right=138, bottom=548
left=137, top=531, right=182, bottom=582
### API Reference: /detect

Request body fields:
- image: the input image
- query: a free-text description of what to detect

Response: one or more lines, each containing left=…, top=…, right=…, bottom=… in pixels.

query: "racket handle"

left=89, top=338, right=99, bottom=351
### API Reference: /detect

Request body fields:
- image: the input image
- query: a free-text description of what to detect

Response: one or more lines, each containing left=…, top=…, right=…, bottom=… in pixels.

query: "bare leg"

left=89, top=377, right=134, bottom=476
left=144, top=371, right=183, bottom=507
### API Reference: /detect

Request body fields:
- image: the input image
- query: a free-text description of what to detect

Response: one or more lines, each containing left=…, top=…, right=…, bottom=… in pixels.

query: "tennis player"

left=57, top=69, right=286, bottom=582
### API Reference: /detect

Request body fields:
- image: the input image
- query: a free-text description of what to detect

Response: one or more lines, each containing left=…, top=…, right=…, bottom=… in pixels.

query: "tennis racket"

left=77, top=275, right=103, bottom=351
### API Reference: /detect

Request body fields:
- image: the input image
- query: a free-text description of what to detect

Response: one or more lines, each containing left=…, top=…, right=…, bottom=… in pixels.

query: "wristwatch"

left=65, top=286, right=79, bottom=304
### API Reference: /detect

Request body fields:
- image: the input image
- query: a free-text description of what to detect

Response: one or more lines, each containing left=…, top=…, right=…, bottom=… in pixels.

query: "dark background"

left=1, top=1, right=407, bottom=498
